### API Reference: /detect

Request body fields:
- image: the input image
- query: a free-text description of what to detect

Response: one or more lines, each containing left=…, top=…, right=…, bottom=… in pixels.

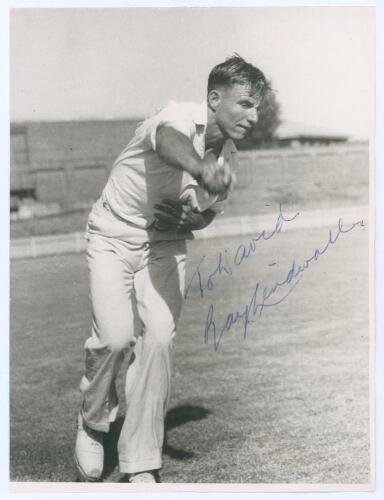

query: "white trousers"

left=79, top=198, right=186, bottom=474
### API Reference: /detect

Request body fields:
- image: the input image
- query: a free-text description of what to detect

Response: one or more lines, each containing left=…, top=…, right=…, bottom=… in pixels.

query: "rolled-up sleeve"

left=147, top=101, right=194, bottom=151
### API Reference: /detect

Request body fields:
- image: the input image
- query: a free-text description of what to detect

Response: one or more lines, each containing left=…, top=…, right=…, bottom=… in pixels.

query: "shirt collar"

left=192, top=101, right=208, bottom=128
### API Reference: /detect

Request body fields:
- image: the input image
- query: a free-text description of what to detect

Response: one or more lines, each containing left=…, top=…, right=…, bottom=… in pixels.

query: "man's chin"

left=230, top=129, right=248, bottom=140
left=221, top=128, right=249, bottom=142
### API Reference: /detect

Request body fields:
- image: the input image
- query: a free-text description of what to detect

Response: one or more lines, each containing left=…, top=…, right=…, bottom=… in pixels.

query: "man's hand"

left=156, top=126, right=236, bottom=197
left=197, top=152, right=236, bottom=196
left=153, top=199, right=216, bottom=232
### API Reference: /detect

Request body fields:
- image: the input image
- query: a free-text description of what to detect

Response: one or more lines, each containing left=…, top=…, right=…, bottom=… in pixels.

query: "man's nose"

left=247, top=107, right=258, bottom=124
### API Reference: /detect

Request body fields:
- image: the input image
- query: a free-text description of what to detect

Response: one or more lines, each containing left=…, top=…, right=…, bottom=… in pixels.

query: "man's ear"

left=207, top=89, right=221, bottom=112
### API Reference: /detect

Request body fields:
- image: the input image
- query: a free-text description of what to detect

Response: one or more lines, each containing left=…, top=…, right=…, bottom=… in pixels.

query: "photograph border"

left=2, top=1, right=382, bottom=498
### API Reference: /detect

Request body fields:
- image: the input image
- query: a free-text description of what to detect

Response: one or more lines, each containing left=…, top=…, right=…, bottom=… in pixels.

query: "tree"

left=237, top=82, right=282, bottom=149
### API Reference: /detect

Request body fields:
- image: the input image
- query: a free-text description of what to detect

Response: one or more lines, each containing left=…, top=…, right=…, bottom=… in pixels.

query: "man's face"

left=210, top=83, right=261, bottom=140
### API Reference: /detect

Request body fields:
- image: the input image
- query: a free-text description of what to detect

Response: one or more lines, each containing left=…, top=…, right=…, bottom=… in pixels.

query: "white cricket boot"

left=129, top=470, right=157, bottom=483
left=74, top=413, right=104, bottom=481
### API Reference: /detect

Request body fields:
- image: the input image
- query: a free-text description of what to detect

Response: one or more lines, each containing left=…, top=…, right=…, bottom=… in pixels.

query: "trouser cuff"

left=81, top=404, right=119, bottom=433
left=119, top=454, right=162, bottom=474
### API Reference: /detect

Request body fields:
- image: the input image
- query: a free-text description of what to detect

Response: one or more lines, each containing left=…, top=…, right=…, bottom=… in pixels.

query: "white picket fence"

left=10, top=205, right=369, bottom=260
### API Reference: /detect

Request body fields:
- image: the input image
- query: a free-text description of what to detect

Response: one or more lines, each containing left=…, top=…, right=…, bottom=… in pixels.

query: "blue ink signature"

left=204, top=217, right=365, bottom=352
left=184, top=204, right=300, bottom=299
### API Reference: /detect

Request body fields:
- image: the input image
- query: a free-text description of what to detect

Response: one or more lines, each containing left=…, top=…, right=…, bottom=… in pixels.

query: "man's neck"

left=205, top=105, right=225, bottom=152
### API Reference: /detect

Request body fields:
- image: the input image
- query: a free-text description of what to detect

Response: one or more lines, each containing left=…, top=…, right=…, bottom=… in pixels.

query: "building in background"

left=10, top=119, right=140, bottom=211
left=276, top=121, right=349, bottom=148
left=10, top=119, right=353, bottom=214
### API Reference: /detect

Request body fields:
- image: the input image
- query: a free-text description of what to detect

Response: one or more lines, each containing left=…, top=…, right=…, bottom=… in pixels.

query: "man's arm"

left=156, top=125, right=234, bottom=196
left=153, top=199, right=217, bottom=232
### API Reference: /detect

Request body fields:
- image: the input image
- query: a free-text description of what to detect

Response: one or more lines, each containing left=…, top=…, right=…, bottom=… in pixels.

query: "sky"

left=10, top=7, right=374, bottom=139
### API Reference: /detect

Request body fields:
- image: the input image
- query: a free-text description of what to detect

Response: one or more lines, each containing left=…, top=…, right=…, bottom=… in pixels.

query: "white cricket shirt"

left=102, top=100, right=237, bottom=232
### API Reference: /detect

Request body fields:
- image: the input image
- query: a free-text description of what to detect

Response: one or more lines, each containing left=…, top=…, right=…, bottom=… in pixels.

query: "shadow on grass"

left=164, top=404, right=211, bottom=460
left=102, top=404, right=211, bottom=477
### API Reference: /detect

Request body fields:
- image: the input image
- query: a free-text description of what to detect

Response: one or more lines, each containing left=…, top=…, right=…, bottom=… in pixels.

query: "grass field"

left=10, top=216, right=370, bottom=483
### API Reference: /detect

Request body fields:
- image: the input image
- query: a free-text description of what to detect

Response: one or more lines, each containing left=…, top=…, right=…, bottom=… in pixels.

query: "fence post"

left=75, top=232, right=82, bottom=253
left=30, top=237, right=37, bottom=258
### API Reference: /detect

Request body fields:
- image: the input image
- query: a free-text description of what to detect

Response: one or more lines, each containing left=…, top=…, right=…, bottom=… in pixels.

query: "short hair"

left=208, top=54, right=269, bottom=99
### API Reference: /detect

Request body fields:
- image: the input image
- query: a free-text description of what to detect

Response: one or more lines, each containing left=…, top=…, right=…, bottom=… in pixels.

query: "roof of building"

left=276, top=121, right=349, bottom=141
